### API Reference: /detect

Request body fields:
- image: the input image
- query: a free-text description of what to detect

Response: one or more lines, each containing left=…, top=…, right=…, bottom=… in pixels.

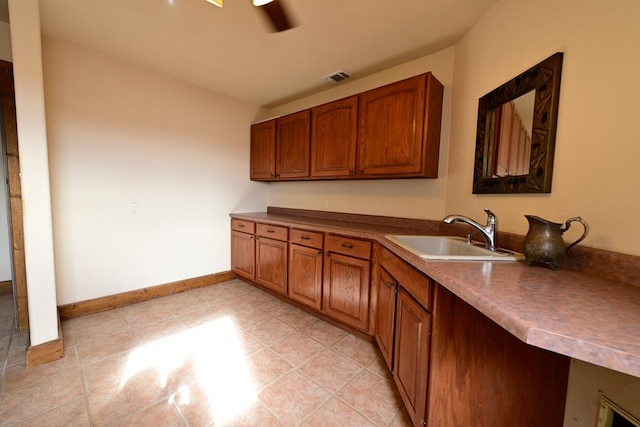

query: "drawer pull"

left=341, top=243, right=354, bottom=249
left=238, top=224, right=245, bottom=228
left=266, top=229, right=275, bottom=233
left=301, top=235, right=311, bottom=240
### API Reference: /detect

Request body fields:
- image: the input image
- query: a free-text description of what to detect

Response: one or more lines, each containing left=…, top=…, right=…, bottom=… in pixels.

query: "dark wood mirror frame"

left=473, top=52, right=564, bottom=194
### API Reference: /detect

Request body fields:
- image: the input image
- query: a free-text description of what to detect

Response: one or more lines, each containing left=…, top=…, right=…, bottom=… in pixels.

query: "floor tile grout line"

left=3, top=282, right=410, bottom=426
left=294, top=359, right=380, bottom=425
left=74, top=337, right=95, bottom=427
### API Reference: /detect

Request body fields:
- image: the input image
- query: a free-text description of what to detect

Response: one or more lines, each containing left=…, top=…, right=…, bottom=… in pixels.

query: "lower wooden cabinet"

left=231, top=219, right=288, bottom=295
left=288, top=243, right=323, bottom=310
left=394, top=288, right=431, bottom=427
left=231, top=230, right=255, bottom=280
left=255, top=236, right=288, bottom=295
left=375, top=248, right=432, bottom=427
left=231, top=219, right=570, bottom=427
left=374, top=266, right=397, bottom=369
left=323, top=252, right=370, bottom=331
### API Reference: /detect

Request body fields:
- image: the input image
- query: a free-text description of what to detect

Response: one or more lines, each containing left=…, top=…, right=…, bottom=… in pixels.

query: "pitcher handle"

left=563, top=217, right=589, bottom=253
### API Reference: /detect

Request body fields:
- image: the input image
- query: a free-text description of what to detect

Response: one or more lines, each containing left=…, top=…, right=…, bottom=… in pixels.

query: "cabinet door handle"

left=301, top=235, right=310, bottom=240
left=341, top=243, right=353, bottom=249
left=317, top=250, right=322, bottom=256
left=386, top=281, right=394, bottom=288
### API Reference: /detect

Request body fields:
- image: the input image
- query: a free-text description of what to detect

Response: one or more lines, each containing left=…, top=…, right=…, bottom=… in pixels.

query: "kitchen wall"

left=265, top=0, right=640, bottom=259
left=448, top=0, right=640, bottom=257
left=42, top=38, right=268, bottom=304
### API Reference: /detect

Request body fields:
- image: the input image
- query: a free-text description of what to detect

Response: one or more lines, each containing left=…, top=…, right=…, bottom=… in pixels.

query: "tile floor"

left=0, top=279, right=411, bottom=426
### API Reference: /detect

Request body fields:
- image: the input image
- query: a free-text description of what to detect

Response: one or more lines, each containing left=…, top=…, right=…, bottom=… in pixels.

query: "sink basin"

left=385, top=235, right=524, bottom=261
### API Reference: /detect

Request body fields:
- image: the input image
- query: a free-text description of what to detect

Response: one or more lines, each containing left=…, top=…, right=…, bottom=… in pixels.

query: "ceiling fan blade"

left=257, top=0, right=295, bottom=32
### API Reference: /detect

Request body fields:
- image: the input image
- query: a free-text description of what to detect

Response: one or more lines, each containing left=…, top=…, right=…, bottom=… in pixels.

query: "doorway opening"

left=0, top=59, right=28, bottom=331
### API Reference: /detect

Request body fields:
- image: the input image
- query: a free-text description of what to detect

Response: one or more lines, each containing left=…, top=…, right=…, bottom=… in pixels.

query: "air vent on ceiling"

left=323, top=70, right=351, bottom=83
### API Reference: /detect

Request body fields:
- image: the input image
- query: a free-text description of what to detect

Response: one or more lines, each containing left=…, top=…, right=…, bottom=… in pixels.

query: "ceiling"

left=25, top=0, right=495, bottom=108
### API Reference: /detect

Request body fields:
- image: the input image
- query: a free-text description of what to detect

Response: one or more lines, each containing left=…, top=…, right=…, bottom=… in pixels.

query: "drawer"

left=325, top=234, right=371, bottom=260
left=231, top=219, right=255, bottom=234
left=256, top=223, right=289, bottom=241
left=380, top=246, right=432, bottom=311
left=290, top=229, right=323, bottom=249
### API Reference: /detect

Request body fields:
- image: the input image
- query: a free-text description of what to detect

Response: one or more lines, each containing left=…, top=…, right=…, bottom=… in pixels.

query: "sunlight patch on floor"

left=121, top=316, right=257, bottom=423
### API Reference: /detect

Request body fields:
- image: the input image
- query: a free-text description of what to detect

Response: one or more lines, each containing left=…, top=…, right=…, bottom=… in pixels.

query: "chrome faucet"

left=442, top=209, right=498, bottom=251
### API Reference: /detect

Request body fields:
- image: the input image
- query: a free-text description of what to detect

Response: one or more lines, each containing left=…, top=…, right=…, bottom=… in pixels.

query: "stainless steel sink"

left=385, top=235, right=524, bottom=261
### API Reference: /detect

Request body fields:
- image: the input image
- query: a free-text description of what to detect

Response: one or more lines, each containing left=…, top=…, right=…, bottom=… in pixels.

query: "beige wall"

left=42, top=38, right=267, bottom=304
left=9, top=0, right=58, bottom=345
left=448, top=0, right=640, bottom=256
left=0, top=22, right=11, bottom=61
left=265, top=47, right=455, bottom=220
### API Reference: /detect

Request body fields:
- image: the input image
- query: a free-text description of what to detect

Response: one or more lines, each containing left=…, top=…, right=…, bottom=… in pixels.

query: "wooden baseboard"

left=58, top=271, right=236, bottom=320
left=26, top=310, right=64, bottom=368
left=0, top=280, right=11, bottom=295
left=26, top=338, right=64, bottom=368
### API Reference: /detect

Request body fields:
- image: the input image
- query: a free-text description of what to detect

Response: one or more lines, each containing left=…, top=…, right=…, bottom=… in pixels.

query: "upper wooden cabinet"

left=250, top=120, right=276, bottom=180
left=276, top=110, right=311, bottom=179
left=358, top=73, right=443, bottom=178
left=250, top=72, right=444, bottom=182
left=310, top=96, right=358, bottom=178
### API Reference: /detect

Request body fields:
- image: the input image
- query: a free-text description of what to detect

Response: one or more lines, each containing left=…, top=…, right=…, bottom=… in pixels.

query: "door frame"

left=0, top=59, right=28, bottom=330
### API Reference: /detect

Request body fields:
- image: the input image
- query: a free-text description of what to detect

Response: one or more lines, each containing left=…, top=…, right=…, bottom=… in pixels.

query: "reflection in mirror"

left=485, top=90, right=535, bottom=177
left=473, top=52, right=564, bottom=194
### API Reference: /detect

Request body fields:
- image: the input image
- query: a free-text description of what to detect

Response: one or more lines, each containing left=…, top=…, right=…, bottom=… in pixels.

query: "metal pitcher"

left=521, top=215, right=589, bottom=270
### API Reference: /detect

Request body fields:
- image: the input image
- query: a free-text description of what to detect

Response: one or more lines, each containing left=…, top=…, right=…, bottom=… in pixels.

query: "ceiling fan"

left=206, top=0, right=296, bottom=33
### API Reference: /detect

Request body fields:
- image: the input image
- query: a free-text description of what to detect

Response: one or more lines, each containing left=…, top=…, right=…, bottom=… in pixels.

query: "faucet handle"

left=483, top=209, right=497, bottom=224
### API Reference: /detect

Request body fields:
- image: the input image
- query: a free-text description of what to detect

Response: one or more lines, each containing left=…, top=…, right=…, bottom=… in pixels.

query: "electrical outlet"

left=322, top=199, right=329, bottom=210
left=129, top=202, right=140, bottom=215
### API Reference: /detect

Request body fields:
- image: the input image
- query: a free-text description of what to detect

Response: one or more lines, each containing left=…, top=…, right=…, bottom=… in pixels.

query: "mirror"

left=473, top=52, right=564, bottom=194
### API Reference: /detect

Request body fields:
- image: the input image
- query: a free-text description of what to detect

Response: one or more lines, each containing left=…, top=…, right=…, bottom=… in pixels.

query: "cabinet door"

left=255, top=237, right=288, bottom=294
left=276, top=110, right=310, bottom=179
left=288, top=244, right=323, bottom=310
left=250, top=120, right=276, bottom=180
left=374, top=266, right=397, bottom=370
left=231, top=231, right=255, bottom=280
left=323, top=252, right=370, bottom=331
left=310, top=96, right=358, bottom=178
left=394, top=288, right=430, bottom=427
left=358, top=74, right=430, bottom=177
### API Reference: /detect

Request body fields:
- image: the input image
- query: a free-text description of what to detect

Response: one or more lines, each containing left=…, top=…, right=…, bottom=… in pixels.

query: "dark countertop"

left=230, top=211, right=640, bottom=378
